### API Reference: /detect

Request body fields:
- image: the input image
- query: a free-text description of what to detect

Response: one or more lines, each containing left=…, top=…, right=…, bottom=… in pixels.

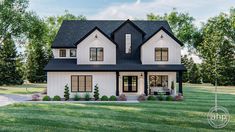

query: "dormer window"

left=70, top=49, right=76, bottom=57
left=155, top=48, right=168, bottom=61
left=59, top=49, right=66, bottom=57
left=125, top=34, right=131, bottom=53
left=90, top=47, right=103, bottom=61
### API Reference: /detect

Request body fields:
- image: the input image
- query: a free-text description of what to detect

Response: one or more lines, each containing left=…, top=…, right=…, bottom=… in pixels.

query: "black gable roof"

left=51, top=20, right=173, bottom=48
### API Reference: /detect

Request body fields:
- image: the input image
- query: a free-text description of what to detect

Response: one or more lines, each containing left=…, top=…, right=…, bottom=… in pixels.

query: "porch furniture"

left=149, top=87, right=170, bottom=95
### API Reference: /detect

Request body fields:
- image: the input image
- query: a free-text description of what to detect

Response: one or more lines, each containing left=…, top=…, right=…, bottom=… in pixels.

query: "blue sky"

left=28, top=0, right=235, bottom=26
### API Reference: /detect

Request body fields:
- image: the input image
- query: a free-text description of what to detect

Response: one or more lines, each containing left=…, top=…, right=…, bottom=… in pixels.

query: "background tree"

left=189, top=64, right=201, bottom=84
left=181, top=55, right=194, bottom=82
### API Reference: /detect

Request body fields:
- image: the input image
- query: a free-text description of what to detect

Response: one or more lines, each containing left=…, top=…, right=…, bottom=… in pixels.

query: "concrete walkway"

left=0, top=94, right=31, bottom=106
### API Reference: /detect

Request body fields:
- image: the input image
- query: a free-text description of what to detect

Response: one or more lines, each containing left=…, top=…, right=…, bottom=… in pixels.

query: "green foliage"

left=74, top=93, right=80, bottom=101
left=42, top=96, right=50, bottom=101
left=147, top=95, right=156, bottom=101
left=53, top=95, right=61, bottom=101
left=166, top=96, right=174, bottom=101
left=157, top=94, right=164, bottom=101
left=171, top=81, right=175, bottom=90
left=181, top=55, right=194, bottom=82
left=189, top=64, right=202, bottom=84
left=93, top=84, right=99, bottom=100
left=101, top=95, right=109, bottom=101
left=64, top=84, right=70, bottom=101
left=109, top=96, right=117, bottom=101
left=84, top=93, right=91, bottom=101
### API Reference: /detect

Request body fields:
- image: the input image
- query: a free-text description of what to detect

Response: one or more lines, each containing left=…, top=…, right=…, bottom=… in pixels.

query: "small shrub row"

left=147, top=95, right=175, bottom=101
left=42, top=95, right=61, bottom=101
left=101, top=95, right=117, bottom=101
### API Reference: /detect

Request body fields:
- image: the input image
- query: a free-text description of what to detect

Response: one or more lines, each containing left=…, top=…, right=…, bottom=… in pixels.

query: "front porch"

left=116, top=71, right=183, bottom=96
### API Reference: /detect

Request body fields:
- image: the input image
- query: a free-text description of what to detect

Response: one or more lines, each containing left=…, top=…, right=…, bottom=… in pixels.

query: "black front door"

left=123, top=76, right=138, bottom=92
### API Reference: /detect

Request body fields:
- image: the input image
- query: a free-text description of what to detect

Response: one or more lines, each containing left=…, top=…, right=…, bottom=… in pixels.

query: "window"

left=155, top=48, right=168, bottom=61
left=71, top=75, right=92, bottom=92
left=70, top=49, right=76, bottom=57
left=59, top=49, right=66, bottom=57
left=123, top=76, right=137, bottom=92
left=149, top=75, right=168, bottom=87
left=90, top=47, right=103, bottom=61
left=125, top=34, right=131, bottom=53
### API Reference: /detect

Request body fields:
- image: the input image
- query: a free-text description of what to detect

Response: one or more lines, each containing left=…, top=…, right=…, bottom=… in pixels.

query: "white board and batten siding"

left=141, top=30, right=181, bottom=64
left=77, top=29, right=116, bottom=65
left=47, top=72, right=116, bottom=97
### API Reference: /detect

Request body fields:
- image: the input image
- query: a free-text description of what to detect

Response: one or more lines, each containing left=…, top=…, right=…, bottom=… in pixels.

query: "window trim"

left=71, top=75, right=93, bottom=92
left=89, top=47, right=104, bottom=61
left=59, top=49, right=66, bottom=57
left=122, top=76, right=138, bottom=92
left=70, top=49, right=76, bottom=57
left=155, top=48, right=168, bottom=61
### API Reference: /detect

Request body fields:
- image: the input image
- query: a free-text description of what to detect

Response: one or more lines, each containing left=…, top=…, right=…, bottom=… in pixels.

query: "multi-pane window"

left=123, top=76, right=137, bottom=92
left=70, top=49, right=76, bottom=57
left=59, top=49, right=66, bottom=57
left=71, top=75, right=92, bottom=92
left=155, top=48, right=168, bottom=61
left=125, top=34, right=131, bottom=53
left=149, top=75, right=168, bottom=87
left=90, top=47, right=103, bottom=61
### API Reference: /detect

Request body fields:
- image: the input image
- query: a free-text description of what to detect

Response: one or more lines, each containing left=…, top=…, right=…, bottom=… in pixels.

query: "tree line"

left=0, top=0, right=234, bottom=86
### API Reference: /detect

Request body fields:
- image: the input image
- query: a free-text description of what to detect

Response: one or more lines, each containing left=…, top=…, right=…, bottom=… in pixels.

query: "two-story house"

left=44, top=20, right=186, bottom=98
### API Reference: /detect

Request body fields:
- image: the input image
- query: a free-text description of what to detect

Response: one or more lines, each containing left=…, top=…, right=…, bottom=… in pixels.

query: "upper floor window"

left=155, top=48, right=168, bottom=61
left=90, top=47, right=103, bottom=61
left=125, top=34, right=131, bottom=53
left=70, top=49, right=76, bottom=57
left=59, top=49, right=66, bottom=57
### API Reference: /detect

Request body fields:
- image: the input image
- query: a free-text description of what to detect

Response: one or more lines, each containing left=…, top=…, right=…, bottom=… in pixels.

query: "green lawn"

left=0, top=83, right=46, bottom=94
left=0, top=84, right=234, bottom=132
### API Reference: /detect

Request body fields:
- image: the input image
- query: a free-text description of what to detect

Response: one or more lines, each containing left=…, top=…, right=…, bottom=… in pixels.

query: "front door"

left=123, top=76, right=138, bottom=92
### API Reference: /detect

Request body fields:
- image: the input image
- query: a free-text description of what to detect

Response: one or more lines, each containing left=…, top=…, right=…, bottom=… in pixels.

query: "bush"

left=118, top=94, right=127, bottom=101
left=157, top=94, right=164, bottom=101
left=84, top=93, right=91, bottom=101
left=93, top=84, right=100, bottom=100
left=32, top=93, right=41, bottom=101
left=109, top=95, right=117, bottom=101
left=175, top=93, right=184, bottom=101
left=74, top=93, right=80, bottom=101
left=166, top=96, right=174, bottom=101
left=64, top=84, right=70, bottom=101
left=53, top=95, right=61, bottom=101
left=147, top=95, right=156, bottom=101
left=42, top=95, right=50, bottom=101
left=138, top=94, right=146, bottom=101
left=101, top=95, right=109, bottom=101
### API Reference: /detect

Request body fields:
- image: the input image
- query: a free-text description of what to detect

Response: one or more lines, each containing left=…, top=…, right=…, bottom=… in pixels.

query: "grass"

left=0, top=83, right=46, bottom=94
left=0, top=84, right=234, bottom=131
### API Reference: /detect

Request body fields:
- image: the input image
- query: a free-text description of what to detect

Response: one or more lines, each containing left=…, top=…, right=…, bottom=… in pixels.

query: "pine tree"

left=189, top=64, right=201, bottom=84
left=64, top=84, right=70, bottom=101
left=0, top=34, right=23, bottom=85
left=93, top=84, right=99, bottom=100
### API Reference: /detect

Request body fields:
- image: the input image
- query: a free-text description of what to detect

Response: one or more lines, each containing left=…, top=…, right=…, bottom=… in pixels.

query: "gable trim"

left=139, top=26, right=183, bottom=47
left=74, top=26, right=118, bottom=47
left=111, top=19, right=146, bottom=36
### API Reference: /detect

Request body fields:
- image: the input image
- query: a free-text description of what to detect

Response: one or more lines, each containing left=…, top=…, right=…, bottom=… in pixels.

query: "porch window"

left=90, top=47, right=103, bottom=61
left=123, top=76, right=137, bottom=92
left=155, top=48, right=168, bottom=61
left=59, top=49, right=66, bottom=57
left=149, top=75, right=168, bottom=87
left=71, top=75, right=92, bottom=92
left=70, top=49, right=76, bottom=57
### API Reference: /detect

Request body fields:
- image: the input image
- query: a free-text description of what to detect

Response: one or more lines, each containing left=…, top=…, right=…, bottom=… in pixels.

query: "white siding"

left=47, top=72, right=116, bottom=97
left=141, top=30, right=181, bottom=64
left=77, top=30, right=116, bottom=65
left=52, top=49, right=77, bottom=59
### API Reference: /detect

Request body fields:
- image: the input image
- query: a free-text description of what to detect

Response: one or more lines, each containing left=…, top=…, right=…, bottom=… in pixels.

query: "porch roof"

left=44, top=59, right=186, bottom=72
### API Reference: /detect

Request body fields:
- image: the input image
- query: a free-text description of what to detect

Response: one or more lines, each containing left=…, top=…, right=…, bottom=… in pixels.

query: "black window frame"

left=89, top=47, right=104, bottom=61
left=155, top=48, right=168, bottom=61
left=123, top=76, right=138, bottom=92
left=70, top=49, right=76, bottom=57
left=59, top=49, right=66, bottom=57
left=71, top=75, right=92, bottom=92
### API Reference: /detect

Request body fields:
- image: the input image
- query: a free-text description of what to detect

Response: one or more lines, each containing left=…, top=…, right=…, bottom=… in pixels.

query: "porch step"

left=126, top=96, right=138, bottom=101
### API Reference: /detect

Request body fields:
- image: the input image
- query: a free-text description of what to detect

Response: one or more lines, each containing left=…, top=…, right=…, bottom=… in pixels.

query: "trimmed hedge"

left=101, top=95, right=109, bottom=101
left=109, top=95, right=117, bottom=101
left=53, top=95, right=61, bottom=101
left=42, top=96, right=50, bottom=101
left=147, top=95, right=156, bottom=101
left=74, top=94, right=80, bottom=101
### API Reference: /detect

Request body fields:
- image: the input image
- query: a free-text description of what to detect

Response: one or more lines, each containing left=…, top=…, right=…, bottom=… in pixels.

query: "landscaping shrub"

left=175, top=93, right=184, bottom=101
left=118, top=94, right=127, bottom=101
left=84, top=93, right=91, bottom=101
left=147, top=95, right=156, bottom=101
left=109, top=95, right=117, bottom=101
left=138, top=94, right=146, bottom=101
left=53, top=95, right=61, bottom=101
left=32, top=93, right=41, bottom=101
left=157, top=94, right=164, bottom=101
left=101, top=95, right=109, bottom=101
left=166, top=96, right=174, bottom=101
left=93, top=84, right=100, bottom=100
left=64, top=84, right=70, bottom=101
left=42, top=95, right=50, bottom=101
left=74, top=93, right=80, bottom=101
